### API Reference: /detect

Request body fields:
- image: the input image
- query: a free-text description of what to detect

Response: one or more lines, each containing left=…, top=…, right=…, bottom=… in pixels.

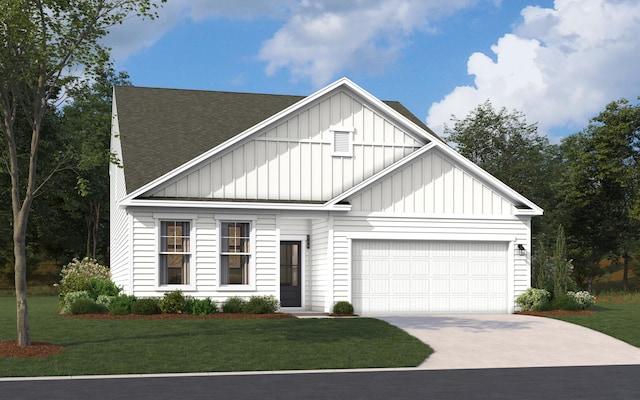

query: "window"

left=159, top=221, right=191, bottom=285
left=220, top=221, right=251, bottom=285
left=331, top=126, right=354, bottom=157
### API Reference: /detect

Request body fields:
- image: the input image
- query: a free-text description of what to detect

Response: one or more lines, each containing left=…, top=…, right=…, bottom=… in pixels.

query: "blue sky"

left=105, top=0, right=640, bottom=142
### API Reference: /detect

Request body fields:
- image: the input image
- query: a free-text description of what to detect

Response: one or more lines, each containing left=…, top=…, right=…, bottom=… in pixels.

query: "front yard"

left=0, top=297, right=431, bottom=377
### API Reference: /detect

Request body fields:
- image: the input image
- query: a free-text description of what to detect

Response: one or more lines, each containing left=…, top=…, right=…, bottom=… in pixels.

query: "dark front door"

left=280, top=241, right=301, bottom=307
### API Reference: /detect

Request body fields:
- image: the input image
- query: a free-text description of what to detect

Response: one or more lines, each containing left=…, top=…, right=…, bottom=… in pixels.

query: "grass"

left=0, top=297, right=432, bottom=377
left=549, top=292, right=640, bottom=348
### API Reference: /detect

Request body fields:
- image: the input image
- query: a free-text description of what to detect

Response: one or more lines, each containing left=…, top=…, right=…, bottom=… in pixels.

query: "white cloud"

left=427, top=0, right=640, bottom=139
left=257, top=0, right=480, bottom=87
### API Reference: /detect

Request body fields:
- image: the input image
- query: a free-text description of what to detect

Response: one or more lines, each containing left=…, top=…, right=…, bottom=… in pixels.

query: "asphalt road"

left=2, top=365, right=639, bottom=400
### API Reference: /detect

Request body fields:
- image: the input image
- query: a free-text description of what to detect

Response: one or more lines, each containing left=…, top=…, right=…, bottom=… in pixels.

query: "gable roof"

left=114, top=85, right=433, bottom=193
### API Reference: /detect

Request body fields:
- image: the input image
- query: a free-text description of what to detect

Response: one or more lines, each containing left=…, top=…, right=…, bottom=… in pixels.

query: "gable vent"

left=331, top=126, right=354, bottom=157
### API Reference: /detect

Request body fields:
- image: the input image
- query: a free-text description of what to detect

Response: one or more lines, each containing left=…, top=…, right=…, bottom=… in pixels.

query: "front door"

left=280, top=241, right=301, bottom=307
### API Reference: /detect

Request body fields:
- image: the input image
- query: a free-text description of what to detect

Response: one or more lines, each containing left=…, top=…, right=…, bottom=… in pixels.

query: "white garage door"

left=352, top=240, right=509, bottom=314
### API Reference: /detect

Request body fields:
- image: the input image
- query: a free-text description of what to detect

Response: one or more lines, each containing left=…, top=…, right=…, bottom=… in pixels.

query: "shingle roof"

left=114, top=86, right=434, bottom=193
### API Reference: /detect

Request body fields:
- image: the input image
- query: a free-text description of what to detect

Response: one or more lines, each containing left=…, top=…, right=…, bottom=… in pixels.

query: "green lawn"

left=0, top=297, right=432, bottom=377
left=549, top=297, right=640, bottom=348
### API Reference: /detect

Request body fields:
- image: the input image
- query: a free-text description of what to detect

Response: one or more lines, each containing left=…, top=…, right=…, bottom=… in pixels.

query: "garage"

left=352, top=240, right=509, bottom=314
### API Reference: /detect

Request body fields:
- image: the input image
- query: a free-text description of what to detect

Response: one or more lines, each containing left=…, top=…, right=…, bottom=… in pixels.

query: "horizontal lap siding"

left=128, top=211, right=278, bottom=301
left=311, top=219, right=329, bottom=311
left=130, top=212, right=157, bottom=297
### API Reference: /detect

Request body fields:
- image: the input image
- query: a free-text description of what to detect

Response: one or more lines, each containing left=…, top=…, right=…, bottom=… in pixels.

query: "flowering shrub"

left=59, top=258, right=110, bottom=292
left=568, top=291, right=596, bottom=309
left=515, top=288, right=551, bottom=311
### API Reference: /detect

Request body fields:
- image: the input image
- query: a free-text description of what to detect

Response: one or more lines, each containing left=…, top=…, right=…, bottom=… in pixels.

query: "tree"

left=443, top=100, right=559, bottom=240
left=557, top=98, right=640, bottom=291
left=0, top=0, right=164, bottom=346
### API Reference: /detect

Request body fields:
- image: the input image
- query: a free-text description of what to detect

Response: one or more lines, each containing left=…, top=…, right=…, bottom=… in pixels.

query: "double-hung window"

left=220, top=221, right=251, bottom=285
left=159, top=221, right=191, bottom=285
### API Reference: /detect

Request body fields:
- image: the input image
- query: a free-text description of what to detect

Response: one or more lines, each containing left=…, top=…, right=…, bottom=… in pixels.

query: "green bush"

left=551, top=294, right=582, bottom=311
left=87, top=277, right=121, bottom=300
left=131, top=298, right=161, bottom=315
left=241, top=295, right=279, bottom=314
left=109, top=294, right=137, bottom=315
left=515, top=288, right=551, bottom=311
left=159, top=290, right=186, bottom=314
left=60, top=291, right=91, bottom=314
left=222, top=296, right=246, bottom=313
left=70, top=298, right=108, bottom=315
left=96, top=295, right=116, bottom=308
left=185, top=297, right=218, bottom=315
left=332, top=301, right=355, bottom=315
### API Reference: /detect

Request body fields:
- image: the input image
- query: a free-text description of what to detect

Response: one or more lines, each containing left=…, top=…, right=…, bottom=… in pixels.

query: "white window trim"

left=331, top=126, right=354, bottom=157
left=216, top=216, right=257, bottom=291
left=154, top=213, right=198, bottom=292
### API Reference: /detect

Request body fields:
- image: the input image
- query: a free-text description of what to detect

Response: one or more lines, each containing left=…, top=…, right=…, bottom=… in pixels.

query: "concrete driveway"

left=377, top=314, right=640, bottom=370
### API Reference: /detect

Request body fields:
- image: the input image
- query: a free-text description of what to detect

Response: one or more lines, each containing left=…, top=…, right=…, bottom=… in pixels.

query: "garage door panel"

left=352, top=240, right=509, bottom=314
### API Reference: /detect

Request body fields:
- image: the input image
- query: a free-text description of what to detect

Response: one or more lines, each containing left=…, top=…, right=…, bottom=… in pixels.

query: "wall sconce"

left=306, top=234, right=310, bottom=249
left=517, top=244, right=525, bottom=256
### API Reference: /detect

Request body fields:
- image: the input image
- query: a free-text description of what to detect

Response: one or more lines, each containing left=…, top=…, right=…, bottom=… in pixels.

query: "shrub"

left=109, top=294, right=137, bottom=315
left=515, top=288, right=551, bottom=312
left=58, top=258, right=111, bottom=308
left=568, top=291, right=596, bottom=309
left=185, top=297, right=218, bottom=315
left=241, top=295, right=279, bottom=314
left=551, top=293, right=582, bottom=311
left=159, top=290, right=186, bottom=314
left=60, top=291, right=91, bottom=314
left=87, top=277, right=121, bottom=300
left=96, top=295, right=116, bottom=308
left=70, top=298, right=108, bottom=315
left=131, top=298, right=161, bottom=315
left=332, top=301, right=354, bottom=315
left=222, top=296, right=246, bottom=313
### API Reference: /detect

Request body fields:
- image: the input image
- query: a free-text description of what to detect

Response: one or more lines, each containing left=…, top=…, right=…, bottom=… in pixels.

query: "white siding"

left=126, top=211, right=279, bottom=302
left=331, top=215, right=532, bottom=313
left=146, top=90, right=425, bottom=201
left=349, top=149, right=514, bottom=215
left=310, top=218, right=329, bottom=312
left=109, top=98, right=131, bottom=292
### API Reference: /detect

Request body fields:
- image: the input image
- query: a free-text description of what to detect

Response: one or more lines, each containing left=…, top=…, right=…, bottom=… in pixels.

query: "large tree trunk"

left=13, top=210, right=30, bottom=347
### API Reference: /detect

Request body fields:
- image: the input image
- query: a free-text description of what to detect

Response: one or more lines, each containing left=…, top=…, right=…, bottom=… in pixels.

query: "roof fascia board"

left=120, top=198, right=352, bottom=212
left=326, top=141, right=438, bottom=206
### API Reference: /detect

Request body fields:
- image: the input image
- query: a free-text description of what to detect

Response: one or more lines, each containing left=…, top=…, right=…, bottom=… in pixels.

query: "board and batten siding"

left=126, top=211, right=279, bottom=301
left=146, top=90, right=425, bottom=202
left=330, top=216, right=532, bottom=309
left=349, top=148, right=514, bottom=215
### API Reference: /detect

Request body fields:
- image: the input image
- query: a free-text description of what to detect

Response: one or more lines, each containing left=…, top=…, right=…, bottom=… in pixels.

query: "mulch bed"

left=0, top=341, right=64, bottom=358
left=0, top=312, right=295, bottom=359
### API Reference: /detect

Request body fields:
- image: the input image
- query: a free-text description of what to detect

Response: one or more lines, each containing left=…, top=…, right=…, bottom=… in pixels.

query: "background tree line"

left=445, top=98, right=640, bottom=292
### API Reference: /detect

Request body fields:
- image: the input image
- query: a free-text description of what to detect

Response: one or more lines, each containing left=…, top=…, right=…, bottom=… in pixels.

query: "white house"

left=109, top=78, right=542, bottom=314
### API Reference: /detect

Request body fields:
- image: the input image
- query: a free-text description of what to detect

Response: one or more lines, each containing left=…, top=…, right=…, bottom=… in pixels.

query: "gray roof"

left=114, top=86, right=434, bottom=193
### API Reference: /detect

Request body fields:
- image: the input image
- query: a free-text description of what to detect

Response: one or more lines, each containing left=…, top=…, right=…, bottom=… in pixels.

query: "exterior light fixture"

left=517, top=244, right=525, bottom=256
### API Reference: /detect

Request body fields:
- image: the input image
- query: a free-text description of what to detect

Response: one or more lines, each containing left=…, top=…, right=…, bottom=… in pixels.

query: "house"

left=109, top=78, right=543, bottom=314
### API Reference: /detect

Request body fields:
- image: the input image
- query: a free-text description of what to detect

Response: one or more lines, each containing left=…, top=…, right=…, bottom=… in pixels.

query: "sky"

left=104, top=0, right=640, bottom=142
